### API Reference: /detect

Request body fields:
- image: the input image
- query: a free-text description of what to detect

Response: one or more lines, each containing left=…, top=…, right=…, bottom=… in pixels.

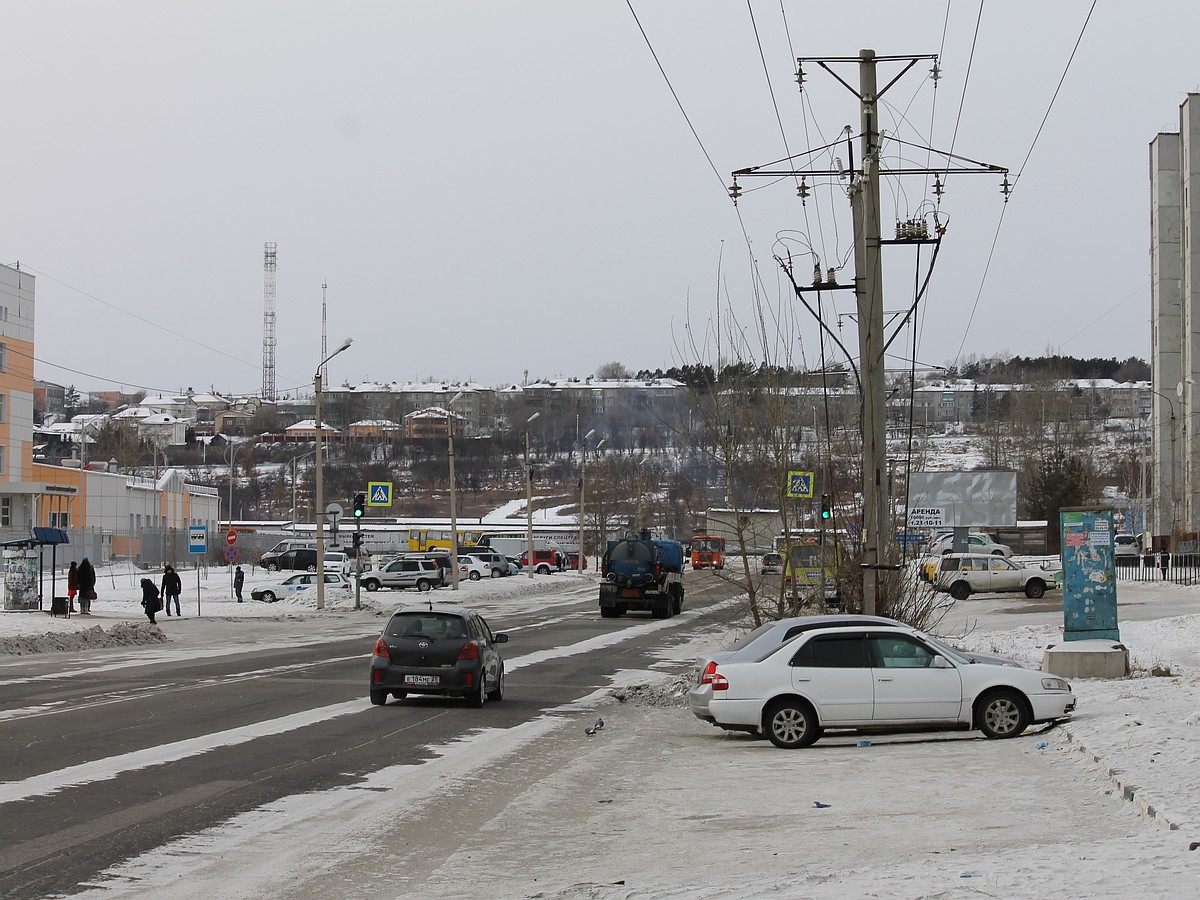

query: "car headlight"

left=1041, top=677, right=1070, bottom=692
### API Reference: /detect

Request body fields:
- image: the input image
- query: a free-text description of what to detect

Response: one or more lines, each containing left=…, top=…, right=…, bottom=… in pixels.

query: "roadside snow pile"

left=612, top=676, right=692, bottom=708
left=0, top=622, right=170, bottom=656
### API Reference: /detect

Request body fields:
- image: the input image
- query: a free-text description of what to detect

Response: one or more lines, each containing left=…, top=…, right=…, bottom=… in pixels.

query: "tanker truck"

left=599, top=529, right=685, bottom=619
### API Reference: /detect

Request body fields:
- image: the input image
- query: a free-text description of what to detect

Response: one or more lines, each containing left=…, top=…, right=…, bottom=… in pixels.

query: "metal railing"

left=1114, top=555, right=1198, bottom=586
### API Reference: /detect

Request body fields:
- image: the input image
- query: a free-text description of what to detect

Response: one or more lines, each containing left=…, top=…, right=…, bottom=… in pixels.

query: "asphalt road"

left=0, top=574, right=742, bottom=898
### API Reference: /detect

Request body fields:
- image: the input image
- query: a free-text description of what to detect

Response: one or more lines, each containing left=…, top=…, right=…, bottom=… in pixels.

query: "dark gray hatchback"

left=370, top=604, right=508, bottom=707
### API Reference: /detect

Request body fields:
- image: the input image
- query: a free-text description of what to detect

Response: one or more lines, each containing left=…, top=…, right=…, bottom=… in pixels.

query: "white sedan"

left=251, top=572, right=353, bottom=603
left=688, top=623, right=1074, bottom=749
left=456, top=556, right=490, bottom=581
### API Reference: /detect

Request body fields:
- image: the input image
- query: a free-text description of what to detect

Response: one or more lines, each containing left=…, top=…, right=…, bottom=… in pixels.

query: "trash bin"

left=50, top=596, right=70, bottom=617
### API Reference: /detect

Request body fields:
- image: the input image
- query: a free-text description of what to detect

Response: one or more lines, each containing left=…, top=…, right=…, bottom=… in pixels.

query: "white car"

left=688, top=623, right=1075, bottom=749
left=926, top=533, right=1013, bottom=557
left=251, top=572, right=352, bottom=603
left=457, top=555, right=490, bottom=581
left=932, top=553, right=1059, bottom=600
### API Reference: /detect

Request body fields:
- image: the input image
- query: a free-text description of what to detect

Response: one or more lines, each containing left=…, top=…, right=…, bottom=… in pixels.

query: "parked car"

left=1114, top=532, right=1141, bottom=562
left=369, top=604, right=509, bottom=707
left=463, top=550, right=508, bottom=578
left=359, top=557, right=441, bottom=592
left=251, top=572, right=352, bottom=603
left=403, top=552, right=455, bottom=585
left=926, top=533, right=1013, bottom=558
left=504, top=555, right=523, bottom=575
left=565, top=551, right=589, bottom=571
left=688, top=622, right=1075, bottom=748
left=519, top=548, right=563, bottom=575
left=932, top=552, right=1059, bottom=600
left=692, top=615, right=1022, bottom=697
left=760, top=552, right=784, bottom=574
left=457, top=555, right=491, bottom=581
left=260, top=548, right=318, bottom=572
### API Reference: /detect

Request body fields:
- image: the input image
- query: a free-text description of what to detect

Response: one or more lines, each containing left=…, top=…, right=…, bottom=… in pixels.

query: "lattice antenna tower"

left=262, top=242, right=278, bottom=400
left=320, top=281, right=329, bottom=384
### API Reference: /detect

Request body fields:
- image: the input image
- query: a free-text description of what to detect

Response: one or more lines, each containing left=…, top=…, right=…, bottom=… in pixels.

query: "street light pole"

left=1147, top=386, right=1179, bottom=545
left=525, top=411, right=540, bottom=578
left=447, top=391, right=463, bottom=590
left=315, top=337, right=353, bottom=611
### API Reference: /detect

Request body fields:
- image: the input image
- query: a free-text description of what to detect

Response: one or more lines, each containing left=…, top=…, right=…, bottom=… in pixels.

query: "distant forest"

left=633, top=354, right=1150, bottom=389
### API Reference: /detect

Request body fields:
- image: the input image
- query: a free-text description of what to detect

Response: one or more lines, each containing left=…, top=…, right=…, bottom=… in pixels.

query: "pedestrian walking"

left=233, top=565, right=245, bottom=602
left=161, top=565, right=183, bottom=616
left=140, top=578, right=162, bottom=625
left=1159, top=548, right=1172, bottom=581
left=67, top=561, right=79, bottom=613
left=77, top=557, right=97, bottom=615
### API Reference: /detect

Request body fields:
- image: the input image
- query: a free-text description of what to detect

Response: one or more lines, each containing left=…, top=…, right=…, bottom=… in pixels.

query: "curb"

left=1061, top=725, right=1183, bottom=831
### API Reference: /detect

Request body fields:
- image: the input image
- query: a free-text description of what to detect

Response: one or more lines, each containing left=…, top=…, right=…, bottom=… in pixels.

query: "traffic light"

left=353, top=492, right=366, bottom=518
left=820, top=494, right=831, bottom=521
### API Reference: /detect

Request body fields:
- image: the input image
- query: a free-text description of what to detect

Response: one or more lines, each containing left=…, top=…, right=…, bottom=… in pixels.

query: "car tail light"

left=373, top=638, right=389, bottom=658
left=711, top=672, right=730, bottom=691
left=700, top=661, right=718, bottom=685
left=458, top=641, right=479, bottom=661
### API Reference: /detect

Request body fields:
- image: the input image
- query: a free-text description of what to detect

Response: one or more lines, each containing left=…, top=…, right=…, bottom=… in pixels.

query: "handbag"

left=87, top=589, right=98, bottom=600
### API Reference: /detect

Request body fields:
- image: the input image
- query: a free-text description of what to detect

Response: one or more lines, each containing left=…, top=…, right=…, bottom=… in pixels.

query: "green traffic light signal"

left=820, top=494, right=831, bottom=520
left=353, top=492, right=366, bottom=517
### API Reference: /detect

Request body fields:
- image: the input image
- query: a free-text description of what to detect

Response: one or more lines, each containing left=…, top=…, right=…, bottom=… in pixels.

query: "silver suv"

left=463, top=550, right=509, bottom=578
left=360, top=558, right=441, bottom=593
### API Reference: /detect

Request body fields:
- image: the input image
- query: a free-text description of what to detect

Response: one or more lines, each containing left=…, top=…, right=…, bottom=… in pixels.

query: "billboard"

left=907, top=471, right=1017, bottom=528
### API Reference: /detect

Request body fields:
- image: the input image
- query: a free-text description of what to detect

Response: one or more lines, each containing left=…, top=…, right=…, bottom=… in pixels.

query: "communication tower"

left=262, top=242, right=277, bottom=400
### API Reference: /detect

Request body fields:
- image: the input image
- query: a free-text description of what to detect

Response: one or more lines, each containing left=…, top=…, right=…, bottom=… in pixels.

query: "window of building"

left=0, top=497, right=10, bottom=527
left=49, top=510, right=70, bottom=528
left=0, top=392, right=7, bottom=423
left=0, top=445, right=6, bottom=475
left=0, top=342, right=7, bottom=372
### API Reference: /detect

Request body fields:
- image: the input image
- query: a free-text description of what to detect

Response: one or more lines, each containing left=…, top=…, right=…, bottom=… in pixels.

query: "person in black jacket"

left=161, top=565, right=183, bottom=616
left=140, top=578, right=161, bottom=624
left=76, top=557, right=97, bottom=615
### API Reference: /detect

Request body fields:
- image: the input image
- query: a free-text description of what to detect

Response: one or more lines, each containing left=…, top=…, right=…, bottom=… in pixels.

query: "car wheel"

left=949, top=580, right=971, bottom=601
left=1024, top=579, right=1047, bottom=599
left=600, top=606, right=618, bottom=618
left=370, top=689, right=388, bottom=706
left=537, top=564, right=551, bottom=575
left=264, top=563, right=277, bottom=572
left=260, top=591, right=276, bottom=603
left=487, top=667, right=505, bottom=702
left=468, top=674, right=486, bottom=708
left=363, top=579, right=379, bottom=591
left=992, top=549, right=1005, bottom=556
left=469, top=571, right=481, bottom=581
left=976, top=689, right=1031, bottom=739
left=417, top=579, right=432, bottom=592
left=652, top=604, right=669, bottom=619
left=763, top=698, right=820, bottom=749
left=306, top=565, right=317, bottom=573
left=490, top=568, right=502, bottom=578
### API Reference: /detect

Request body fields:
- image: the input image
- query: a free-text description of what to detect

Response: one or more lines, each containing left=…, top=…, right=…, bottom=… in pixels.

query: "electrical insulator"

left=895, top=220, right=903, bottom=239
left=826, top=268, right=837, bottom=285
left=813, top=265, right=823, bottom=285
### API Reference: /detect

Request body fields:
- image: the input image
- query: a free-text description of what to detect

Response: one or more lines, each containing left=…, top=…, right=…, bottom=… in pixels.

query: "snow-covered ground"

left=4, top=564, right=1200, bottom=896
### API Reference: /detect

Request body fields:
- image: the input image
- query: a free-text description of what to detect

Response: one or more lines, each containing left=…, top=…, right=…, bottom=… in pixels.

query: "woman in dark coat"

left=67, top=561, right=79, bottom=613
left=76, top=557, right=97, bottom=615
left=140, top=578, right=161, bottom=625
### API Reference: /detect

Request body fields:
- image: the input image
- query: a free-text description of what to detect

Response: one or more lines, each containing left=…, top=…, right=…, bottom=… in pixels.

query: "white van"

left=1114, top=533, right=1141, bottom=560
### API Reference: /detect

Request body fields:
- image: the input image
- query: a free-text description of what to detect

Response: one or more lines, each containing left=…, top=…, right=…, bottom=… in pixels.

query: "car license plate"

left=403, top=675, right=440, bottom=686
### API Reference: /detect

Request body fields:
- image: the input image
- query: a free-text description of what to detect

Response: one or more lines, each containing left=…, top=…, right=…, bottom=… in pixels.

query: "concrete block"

left=1042, top=640, right=1129, bottom=679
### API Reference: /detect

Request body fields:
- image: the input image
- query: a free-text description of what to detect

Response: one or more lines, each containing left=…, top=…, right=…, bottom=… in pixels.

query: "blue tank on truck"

left=599, top=529, right=685, bottom=619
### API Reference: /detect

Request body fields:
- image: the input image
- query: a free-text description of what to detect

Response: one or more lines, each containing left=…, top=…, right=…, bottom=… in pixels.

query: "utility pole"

left=731, top=48, right=1008, bottom=615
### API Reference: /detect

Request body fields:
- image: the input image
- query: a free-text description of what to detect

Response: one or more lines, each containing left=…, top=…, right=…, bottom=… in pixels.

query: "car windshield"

left=386, top=613, right=468, bottom=639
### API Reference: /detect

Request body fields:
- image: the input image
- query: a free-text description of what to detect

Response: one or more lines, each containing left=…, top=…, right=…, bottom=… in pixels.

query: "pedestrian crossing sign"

left=367, top=482, right=393, bottom=507
left=786, top=471, right=815, bottom=499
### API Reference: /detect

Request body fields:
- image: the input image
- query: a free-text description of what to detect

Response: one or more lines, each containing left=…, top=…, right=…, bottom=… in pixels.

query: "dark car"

left=260, top=548, right=317, bottom=572
left=370, top=605, right=508, bottom=707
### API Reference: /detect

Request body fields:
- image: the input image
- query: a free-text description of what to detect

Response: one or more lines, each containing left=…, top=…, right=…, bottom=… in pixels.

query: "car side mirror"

left=494, top=633, right=509, bottom=643
left=932, top=655, right=952, bottom=668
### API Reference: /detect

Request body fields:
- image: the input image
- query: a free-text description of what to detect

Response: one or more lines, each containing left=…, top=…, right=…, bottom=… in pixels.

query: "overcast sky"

left=2, top=1, right=1193, bottom=398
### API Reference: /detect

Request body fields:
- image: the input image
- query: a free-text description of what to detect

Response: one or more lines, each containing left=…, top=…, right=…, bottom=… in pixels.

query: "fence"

left=1114, top=555, right=1199, bottom=587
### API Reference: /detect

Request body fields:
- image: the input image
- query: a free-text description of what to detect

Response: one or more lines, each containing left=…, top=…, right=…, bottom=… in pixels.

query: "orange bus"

left=690, top=535, right=726, bottom=570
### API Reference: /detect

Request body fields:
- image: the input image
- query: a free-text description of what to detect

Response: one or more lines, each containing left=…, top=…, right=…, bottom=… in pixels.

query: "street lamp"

left=447, top=391, right=464, bottom=590
left=525, top=411, right=540, bottom=578
left=288, top=448, right=318, bottom=528
left=1147, top=385, right=1178, bottom=543
left=315, top=337, right=353, bottom=610
left=578, top=431, right=605, bottom=574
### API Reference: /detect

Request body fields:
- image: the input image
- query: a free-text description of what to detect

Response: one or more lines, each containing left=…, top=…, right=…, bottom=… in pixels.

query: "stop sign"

left=226, top=530, right=238, bottom=545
